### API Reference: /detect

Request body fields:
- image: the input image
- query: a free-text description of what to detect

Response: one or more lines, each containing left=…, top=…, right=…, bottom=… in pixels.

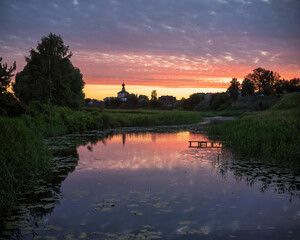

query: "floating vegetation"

left=43, top=225, right=63, bottom=231
left=152, top=202, right=168, bottom=208
left=127, top=204, right=139, bottom=207
left=78, top=232, right=87, bottom=239
left=131, top=210, right=144, bottom=216
left=179, top=221, right=191, bottom=225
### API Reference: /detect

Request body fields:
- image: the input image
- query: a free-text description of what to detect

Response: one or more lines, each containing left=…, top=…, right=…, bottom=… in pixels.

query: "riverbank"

left=207, top=93, right=300, bottom=169
left=0, top=107, right=203, bottom=217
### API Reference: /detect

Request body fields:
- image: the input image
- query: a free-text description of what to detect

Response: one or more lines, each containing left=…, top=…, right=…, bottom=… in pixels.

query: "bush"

left=209, top=93, right=231, bottom=110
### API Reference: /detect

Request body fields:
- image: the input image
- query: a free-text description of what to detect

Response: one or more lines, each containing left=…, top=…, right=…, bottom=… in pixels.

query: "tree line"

left=227, top=68, right=299, bottom=100
left=1, top=33, right=299, bottom=115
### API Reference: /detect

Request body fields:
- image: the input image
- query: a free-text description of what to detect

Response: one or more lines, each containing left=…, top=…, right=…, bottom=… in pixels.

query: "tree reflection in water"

left=2, top=133, right=109, bottom=240
left=2, top=130, right=300, bottom=240
left=210, top=151, right=300, bottom=200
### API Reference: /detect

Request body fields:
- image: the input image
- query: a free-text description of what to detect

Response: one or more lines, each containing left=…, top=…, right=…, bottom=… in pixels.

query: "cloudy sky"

left=1, top=0, right=299, bottom=99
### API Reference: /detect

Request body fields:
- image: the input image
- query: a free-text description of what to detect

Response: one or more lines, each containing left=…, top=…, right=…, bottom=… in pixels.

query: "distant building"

left=118, top=82, right=129, bottom=101
left=159, top=95, right=176, bottom=102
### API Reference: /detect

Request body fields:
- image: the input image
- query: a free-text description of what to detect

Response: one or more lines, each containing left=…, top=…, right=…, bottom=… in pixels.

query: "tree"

left=13, top=33, right=85, bottom=109
left=246, top=67, right=280, bottom=95
left=124, top=93, right=139, bottom=108
left=105, top=97, right=122, bottom=108
left=182, top=93, right=203, bottom=110
left=151, top=90, right=157, bottom=100
left=0, top=57, right=16, bottom=95
left=209, top=93, right=231, bottom=110
left=138, top=95, right=149, bottom=101
left=227, top=78, right=240, bottom=100
left=0, top=58, right=25, bottom=116
left=288, top=78, right=300, bottom=92
left=241, top=78, right=255, bottom=96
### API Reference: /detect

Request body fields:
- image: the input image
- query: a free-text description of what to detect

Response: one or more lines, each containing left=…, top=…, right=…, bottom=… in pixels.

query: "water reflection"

left=1, top=131, right=300, bottom=240
left=77, top=132, right=214, bottom=171
left=211, top=155, right=300, bottom=199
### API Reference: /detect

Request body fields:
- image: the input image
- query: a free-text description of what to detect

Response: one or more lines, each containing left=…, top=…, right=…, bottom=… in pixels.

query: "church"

left=117, top=82, right=129, bottom=101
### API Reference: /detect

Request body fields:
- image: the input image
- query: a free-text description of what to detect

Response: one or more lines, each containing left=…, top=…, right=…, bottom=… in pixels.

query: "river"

left=2, top=130, right=300, bottom=240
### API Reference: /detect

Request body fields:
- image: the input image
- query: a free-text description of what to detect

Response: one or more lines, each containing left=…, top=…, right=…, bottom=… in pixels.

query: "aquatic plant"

left=207, top=93, right=300, bottom=168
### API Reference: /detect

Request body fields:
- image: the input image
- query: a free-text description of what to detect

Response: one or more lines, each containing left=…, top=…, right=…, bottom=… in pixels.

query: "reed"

left=207, top=93, right=300, bottom=166
left=0, top=117, right=50, bottom=216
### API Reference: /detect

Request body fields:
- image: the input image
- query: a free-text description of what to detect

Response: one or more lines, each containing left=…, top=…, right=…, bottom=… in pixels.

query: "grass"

left=0, top=117, right=51, bottom=217
left=207, top=93, right=300, bottom=169
left=20, top=105, right=203, bottom=137
left=198, top=109, right=245, bottom=117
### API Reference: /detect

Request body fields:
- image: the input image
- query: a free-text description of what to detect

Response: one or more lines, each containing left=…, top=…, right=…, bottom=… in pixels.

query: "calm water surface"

left=3, top=131, right=300, bottom=240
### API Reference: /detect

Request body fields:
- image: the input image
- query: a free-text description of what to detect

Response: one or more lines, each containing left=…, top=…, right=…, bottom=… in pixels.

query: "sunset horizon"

left=1, top=0, right=299, bottom=100
left=1, top=1, right=300, bottom=239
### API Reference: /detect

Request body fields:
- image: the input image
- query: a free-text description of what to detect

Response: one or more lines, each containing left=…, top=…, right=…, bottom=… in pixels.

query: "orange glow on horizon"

left=83, top=84, right=228, bottom=100
left=73, top=51, right=299, bottom=100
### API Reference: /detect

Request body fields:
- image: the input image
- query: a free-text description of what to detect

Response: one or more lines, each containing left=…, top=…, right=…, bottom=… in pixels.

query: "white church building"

left=117, top=82, right=129, bottom=101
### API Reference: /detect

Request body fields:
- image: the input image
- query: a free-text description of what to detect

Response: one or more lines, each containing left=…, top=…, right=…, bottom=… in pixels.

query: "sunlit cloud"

left=0, top=0, right=299, bottom=99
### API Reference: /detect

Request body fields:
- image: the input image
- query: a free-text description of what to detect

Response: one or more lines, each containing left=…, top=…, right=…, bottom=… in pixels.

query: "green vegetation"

left=227, top=78, right=240, bottom=100
left=0, top=117, right=50, bottom=216
left=207, top=93, right=300, bottom=168
left=182, top=93, right=204, bottom=110
left=270, top=92, right=300, bottom=110
left=21, top=104, right=203, bottom=137
left=13, top=33, right=85, bottom=109
left=209, top=92, right=231, bottom=111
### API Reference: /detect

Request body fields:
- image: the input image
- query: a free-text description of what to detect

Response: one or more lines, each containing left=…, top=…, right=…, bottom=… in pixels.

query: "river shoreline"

left=2, top=130, right=300, bottom=240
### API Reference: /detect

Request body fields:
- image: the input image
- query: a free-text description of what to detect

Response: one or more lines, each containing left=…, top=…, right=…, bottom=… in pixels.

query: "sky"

left=0, top=0, right=299, bottom=100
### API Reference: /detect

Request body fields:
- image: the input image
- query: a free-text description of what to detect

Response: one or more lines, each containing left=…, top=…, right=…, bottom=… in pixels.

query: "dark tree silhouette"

left=0, top=58, right=24, bottom=116
left=182, top=93, right=204, bottom=110
left=138, top=95, right=149, bottom=101
left=13, top=33, right=85, bottom=109
left=241, top=78, right=255, bottom=96
left=246, top=67, right=280, bottom=95
left=151, top=90, right=157, bottom=100
left=0, top=57, right=16, bottom=95
left=227, top=78, right=240, bottom=100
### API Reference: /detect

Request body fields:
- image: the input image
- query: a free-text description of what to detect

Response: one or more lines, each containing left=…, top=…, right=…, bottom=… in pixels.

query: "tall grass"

left=20, top=104, right=203, bottom=137
left=207, top=93, right=300, bottom=167
left=0, top=117, right=50, bottom=216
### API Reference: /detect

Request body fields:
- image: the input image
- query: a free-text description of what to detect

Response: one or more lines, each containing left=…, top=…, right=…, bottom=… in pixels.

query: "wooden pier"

left=188, top=141, right=222, bottom=148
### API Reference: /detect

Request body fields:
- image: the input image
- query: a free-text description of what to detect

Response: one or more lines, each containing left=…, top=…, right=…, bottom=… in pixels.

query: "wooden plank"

left=188, top=140, right=223, bottom=148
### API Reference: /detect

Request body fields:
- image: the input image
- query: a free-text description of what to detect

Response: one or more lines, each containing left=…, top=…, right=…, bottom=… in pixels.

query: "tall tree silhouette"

left=227, top=78, right=240, bottom=100
left=0, top=57, right=16, bottom=95
left=241, top=78, right=255, bottom=96
left=13, top=33, right=85, bottom=108
left=246, top=67, right=280, bottom=95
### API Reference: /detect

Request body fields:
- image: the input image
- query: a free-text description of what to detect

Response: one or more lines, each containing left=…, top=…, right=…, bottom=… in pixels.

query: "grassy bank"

left=21, top=104, right=203, bottom=137
left=0, top=106, right=203, bottom=217
left=207, top=93, right=300, bottom=167
left=0, top=118, right=50, bottom=217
